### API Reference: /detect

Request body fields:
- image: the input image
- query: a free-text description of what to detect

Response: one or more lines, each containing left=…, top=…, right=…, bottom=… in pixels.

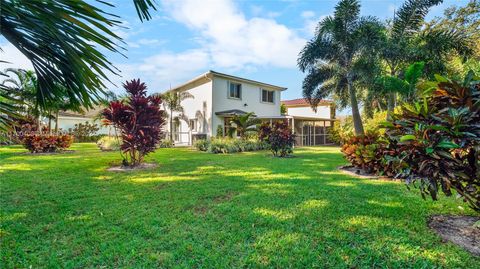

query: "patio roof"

left=215, top=109, right=249, bottom=116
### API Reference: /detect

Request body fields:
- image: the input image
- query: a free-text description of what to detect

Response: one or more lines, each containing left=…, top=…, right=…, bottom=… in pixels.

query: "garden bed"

left=428, top=215, right=480, bottom=256
left=338, top=165, right=401, bottom=181
left=107, top=162, right=158, bottom=172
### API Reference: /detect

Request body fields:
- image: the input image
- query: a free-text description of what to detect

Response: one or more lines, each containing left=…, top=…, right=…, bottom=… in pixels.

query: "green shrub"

left=216, top=125, right=224, bottom=138
left=259, top=121, right=295, bottom=157
left=158, top=139, right=173, bottom=148
left=22, top=134, right=73, bottom=153
left=97, top=136, right=121, bottom=151
left=68, top=121, right=101, bottom=142
left=384, top=72, right=480, bottom=212
left=194, top=138, right=269, bottom=154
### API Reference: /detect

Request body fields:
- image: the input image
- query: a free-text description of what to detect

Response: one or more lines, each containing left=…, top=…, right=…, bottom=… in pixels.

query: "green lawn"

left=0, top=143, right=478, bottom=268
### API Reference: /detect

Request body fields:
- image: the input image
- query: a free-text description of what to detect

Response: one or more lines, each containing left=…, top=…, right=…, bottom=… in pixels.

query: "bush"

left=259, top=121, right=295, bottom=157
left=194, top=138, right=269, bottom=154
left=22, top=134, right=73, bottom=153
left=384, top=72, right=480, bottom=211
left=216, top=125, right=224, bottom=138
left=158, top=139, right=173, bottom=148
left=68, top=121, right=101, bottom=142
left=96, top=136, right=121, bottom=151
left=102, top=79, right=166, bottom=166
left=341, top=133, right=382, bottom=174
left=194, top=139, right=209, bottom=151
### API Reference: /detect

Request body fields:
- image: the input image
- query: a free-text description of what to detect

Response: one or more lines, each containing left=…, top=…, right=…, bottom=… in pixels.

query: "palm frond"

left=392, top=0, right=443, bottom=39
left=1, top=0, right=124, bottom=110
left=132, top=0, right=157, bottom=22
left=302, top=64, right=339, bottom=109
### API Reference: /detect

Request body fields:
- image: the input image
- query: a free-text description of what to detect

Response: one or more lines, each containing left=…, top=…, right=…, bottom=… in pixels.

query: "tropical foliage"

left=96, top=136, right=121, bottom=151
left=22, top=134, right=73, bottom=153
left=259, top=121, right=295, bottom=157
left=102, top=79, right=166, bottom=166
left=160, top=91, right=194, bottom=141
left=194, top=138, right=269, bottom=154
left=68, top=122, right=101, bottom=143
left=384, top=72, right=480, bottom=211
left=229, top=112, right=261, bottom=138
left=298, top=0, right=384, bottom=135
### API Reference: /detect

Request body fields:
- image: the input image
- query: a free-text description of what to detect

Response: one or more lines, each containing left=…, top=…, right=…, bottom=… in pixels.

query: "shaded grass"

left=0, top=143, right=478, bottom=268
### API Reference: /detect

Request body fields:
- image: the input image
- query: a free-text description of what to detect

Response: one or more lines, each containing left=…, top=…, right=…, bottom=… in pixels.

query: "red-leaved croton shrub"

left=102, top=79, right=166, bottom=166
left=384, top=72, right=480, bottom=211
left=259, top=120, right=295, bottom=157
left=22, top=134, right=73, bottom=153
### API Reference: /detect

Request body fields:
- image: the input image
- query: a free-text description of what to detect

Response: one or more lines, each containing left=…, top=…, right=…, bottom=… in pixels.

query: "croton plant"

left=102, top=79, right=166, bottom=167
left=385, top=72, right=480, bottom=211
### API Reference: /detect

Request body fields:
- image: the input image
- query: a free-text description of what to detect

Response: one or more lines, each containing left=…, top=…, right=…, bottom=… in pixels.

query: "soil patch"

left=428, top=215, right=480, bottom=256
left=338, top=165, right=400, bottom=181
left=107, top=162, right=158, bottom=172
left=19, top=150, right=76, bottom=155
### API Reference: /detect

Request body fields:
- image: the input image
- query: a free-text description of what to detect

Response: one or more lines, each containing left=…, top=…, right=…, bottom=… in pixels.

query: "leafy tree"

left=0, top=0, right=157, bottom=130
left=298, top=0, right=384, bottom=136
left=102, top=79, right=166, bottom=167
left=229, top=112, right=261, bottom=139
left=424, top=0, right=480, bottom=78
left=379, top=0, right=474, bottom=117
left=160, top=91, right=194, bottom=141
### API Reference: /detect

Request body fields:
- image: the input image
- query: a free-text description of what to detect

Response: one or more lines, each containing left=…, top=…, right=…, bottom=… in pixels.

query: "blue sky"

left=0, top=0, right=469, bottom=101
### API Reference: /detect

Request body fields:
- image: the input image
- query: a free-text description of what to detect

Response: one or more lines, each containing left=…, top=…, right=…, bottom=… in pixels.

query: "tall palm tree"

left=160, top=91, right=194, bottom=141
left=0, top=0, right=157, bottom=130
left=298, top=0, right=384, bottom=136
left=229, top=112, right=261, bottom=139
left=379, top=0, right=473, bottom=117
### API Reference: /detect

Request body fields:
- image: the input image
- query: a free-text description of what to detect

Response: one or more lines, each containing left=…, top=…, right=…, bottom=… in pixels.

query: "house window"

left=189, top=119, right=197, bottom=132
left=261, top=89, right=275, bottom=103
left=228, top=82, right=242, bottom=99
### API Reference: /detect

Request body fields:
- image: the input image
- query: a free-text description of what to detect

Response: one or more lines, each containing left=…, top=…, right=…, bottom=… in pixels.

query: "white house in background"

left=55, top=107, right=112, bottom=135
left=165, top=70, right=336, bottom=146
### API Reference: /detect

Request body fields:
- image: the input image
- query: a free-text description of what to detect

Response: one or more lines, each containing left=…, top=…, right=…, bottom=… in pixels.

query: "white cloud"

left=113, top=49, right=210, bottom=93
left=301, top=11, right=315, bottom=19
left=161, top=0, right=305, bottom=69
left=0, top=42, right=34, bottom=71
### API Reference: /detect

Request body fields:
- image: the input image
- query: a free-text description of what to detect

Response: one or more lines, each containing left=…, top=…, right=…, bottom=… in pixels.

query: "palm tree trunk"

left=347, top=75, right=364, bottom=136
left=48, top=111, right=52, bottom=134
left=55, top=110, right=59, bottom=134
left=387, top=68, right=397, bottom=120
left=169, top=107, right=173, bottom=141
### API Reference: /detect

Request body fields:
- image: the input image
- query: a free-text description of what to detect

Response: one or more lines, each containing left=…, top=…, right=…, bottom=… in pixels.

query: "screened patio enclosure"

left=258, top=116, right=336, bottom=147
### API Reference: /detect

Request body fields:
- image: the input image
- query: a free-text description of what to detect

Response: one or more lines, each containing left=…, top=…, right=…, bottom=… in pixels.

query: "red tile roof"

left=281, top=98, right=332, bottom=106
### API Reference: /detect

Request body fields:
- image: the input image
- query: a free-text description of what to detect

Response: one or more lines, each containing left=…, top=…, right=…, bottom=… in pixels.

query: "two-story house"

left=165, top=70, right=335, bottom=146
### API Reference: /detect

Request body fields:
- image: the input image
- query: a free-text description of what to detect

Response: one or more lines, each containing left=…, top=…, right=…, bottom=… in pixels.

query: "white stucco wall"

left=287, top=105, right=331, bottom=119
left=211, top=76, right=282, bottom=132
left=57, top=117, right=113, bottom=135
left=165, top=80, right=213, bottom=141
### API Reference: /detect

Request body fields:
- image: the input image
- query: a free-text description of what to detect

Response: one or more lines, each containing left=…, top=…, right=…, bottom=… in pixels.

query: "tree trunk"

left=386, top=67, right=397, bottom=120
left=48, top=111, right=52, bottom=134
left=55, top=110, right=59, bottom=134
left=386, top=93, right=396, bottom=120
left=169, top=107, right=173, bottom=141
left=347, top=75, right=364, bottom=136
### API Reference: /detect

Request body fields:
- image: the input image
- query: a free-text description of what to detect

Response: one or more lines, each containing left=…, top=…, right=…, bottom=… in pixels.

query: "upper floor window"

left=261, top=89, right=275, bottom=103
left=228, top=82, right=242, bottom=99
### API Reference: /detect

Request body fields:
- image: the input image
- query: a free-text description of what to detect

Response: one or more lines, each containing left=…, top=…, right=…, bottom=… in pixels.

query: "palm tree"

left=229, top=112, right=261, bottom=139
left=379, top=0, right=473, bottom=117
left=160, top=91, right=194, bottom=141
left=0, top=0, right=157, bottom=130
left=298, top=0, right=384, bottom=136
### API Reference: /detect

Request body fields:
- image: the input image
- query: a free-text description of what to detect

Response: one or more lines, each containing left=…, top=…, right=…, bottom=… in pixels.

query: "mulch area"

left=337, top=165, right=400, bottom=181
left=107, top=162, right=158, bottom=172
left=428, top=215, right=480, bottom=256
